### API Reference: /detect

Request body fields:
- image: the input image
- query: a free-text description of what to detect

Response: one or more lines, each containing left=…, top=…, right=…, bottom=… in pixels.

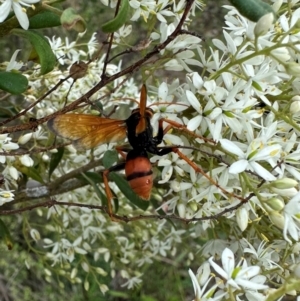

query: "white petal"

left=250, top=161, right=276, bottom=181
left=187, top=115, right=202, bottom=131
left=9, top=166, right=19, bottom=180
left=158, top=82, right=168, bottom=101
left=208, top=257, right=229, bottom=280
left=13, top=2, right=29, bottom=29
left=229, top=160, right=248, bottom=174
left=191, top=72, right=203, bottom=89
left=220, top=139, right=244, bottom=157
left=236, top=278, right=268, bottom=290
left=0, top=0, right=12, bottom=22
left=253, top=144, right=281, bottom=161
left=221, top=248, right=235, bottom=275
left=186, top=90, right=202, bottom=114
left=20, top=0, right=40, bottom=4
left=188, top=269, right=202, bottom=298
left=237, top=266, right=260, bottom=279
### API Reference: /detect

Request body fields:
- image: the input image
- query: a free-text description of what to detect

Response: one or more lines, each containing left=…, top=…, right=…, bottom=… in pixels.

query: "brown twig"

left=0, top=196, right=252, bottom=224
left=0, top=0, right=196, bottom=135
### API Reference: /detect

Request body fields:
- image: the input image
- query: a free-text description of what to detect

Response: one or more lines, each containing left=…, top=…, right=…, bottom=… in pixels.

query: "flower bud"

left=285, top=62, right=300, bottom=77
left=254, top=13, right=274, bottom=37
left=271, top=178, right=298, bottom=189
left=271, top=187, right=298, bottom=197
left=290, top=100, right=300, bottom=114
left=271, top=48, right=290, bottom=61
left=81, top=262, right=89, bottom=273
left=269, top=211, right=285, bottom=229
left=236, top=207, right=248, bottom=231
left=99, top=284, right=109, bottom=294
left=272, top=0, right=282, bottom=12
left=30, top=229, right=40, bottom=241
left=84, top=280, right=89, bottom=291
left=291, top=95, right=300, bottom=102
left=188, top=201, right=198, bottom=212
left=70, top=268, right=77, bottom=279
left=18, top=133, right=32, bottom=145
left=264, top=197, right=285, bottom=212
left=293, top=263, right=300, bottom=278
left=20, top=155, right=34, bottom=167
left=177, top=203, right=186, bottom=218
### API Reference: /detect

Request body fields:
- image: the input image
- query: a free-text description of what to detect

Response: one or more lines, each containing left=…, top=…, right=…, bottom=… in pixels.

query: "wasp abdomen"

left=125, top=156, right=153, bottom=200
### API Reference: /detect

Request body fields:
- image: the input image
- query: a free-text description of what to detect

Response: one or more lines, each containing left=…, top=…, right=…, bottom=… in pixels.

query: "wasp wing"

left=48, top=114, right=127, bottom=150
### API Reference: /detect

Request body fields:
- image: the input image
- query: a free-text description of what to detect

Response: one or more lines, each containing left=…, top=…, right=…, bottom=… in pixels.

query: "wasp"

left=48, top=85, right=206, bottom=220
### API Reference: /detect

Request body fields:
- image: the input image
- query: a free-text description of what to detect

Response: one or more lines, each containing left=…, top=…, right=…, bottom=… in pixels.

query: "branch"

left=0, top=0, right=196, bottom=134
left=0, top=196, right=251, bottom=224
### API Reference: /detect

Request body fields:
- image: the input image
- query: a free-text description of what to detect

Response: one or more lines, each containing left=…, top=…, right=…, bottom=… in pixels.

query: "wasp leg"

left=159, top=118, right=215, bottom=144
left=103, top=162, right=126, bottom=221
left=115, top=146, right=131, bottom=160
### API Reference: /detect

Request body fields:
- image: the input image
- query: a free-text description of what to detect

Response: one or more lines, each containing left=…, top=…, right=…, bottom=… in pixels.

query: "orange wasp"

left=48, top=85, right=205, bottom=219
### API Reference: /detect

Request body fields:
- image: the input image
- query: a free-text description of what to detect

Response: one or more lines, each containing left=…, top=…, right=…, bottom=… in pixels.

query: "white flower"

left=6, top=49, right=23, bottom=71
left=188, top=268, right=219, bottom=301
left=129, top=0, right=156, bottom=22
left=243, top=240, right=282, bottom=270
left=220, top=139, right=281, bottom=181
left=121, top=276, right=142, bottom=289
left=0, top=0, right=41, bottom=30
left=209, top=248, right=269, bottom=291
left=0, top=189, right=14, bottom=206
left=0, top=134, right=19, bottom=164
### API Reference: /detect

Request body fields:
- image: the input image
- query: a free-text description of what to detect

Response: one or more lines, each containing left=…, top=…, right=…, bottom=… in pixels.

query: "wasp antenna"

left=135, top=84, right=148, bottom=135
left=149, top=102, right=189, bottom=109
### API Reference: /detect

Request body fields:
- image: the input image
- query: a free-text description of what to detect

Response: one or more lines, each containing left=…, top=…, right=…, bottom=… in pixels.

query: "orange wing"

left=48, top=114, right=127, bottom=150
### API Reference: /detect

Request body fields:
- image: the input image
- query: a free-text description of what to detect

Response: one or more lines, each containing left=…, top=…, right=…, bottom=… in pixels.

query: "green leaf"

left=0, top=107, right=15, bottom=118
left=11, top=29, right=56, bottom=75
left=228, top=0, right=275, bottom=22
left=0, top=71, right=28, bottom=95
left=0, top=219, right=13, bottom=250
left=77, top=171, right=103, bottom=184
left=101, top=0, right=130, bottom=33
left=29, top=10, right=61, bottom=29
left=60, top=8, right=86, bottom=32
left=110, top=173, right=149, bottom=211
left=102, top=150, right=119, bottom=169
left=79, top=172, right=107, bottom=204
left=49, top=147, right=64, bottom=178
left=16, top=165, right=44, bottom=184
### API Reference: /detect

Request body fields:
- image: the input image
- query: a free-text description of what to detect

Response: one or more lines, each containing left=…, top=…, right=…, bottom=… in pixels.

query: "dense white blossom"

left=3, top=0, right=300, bottom=298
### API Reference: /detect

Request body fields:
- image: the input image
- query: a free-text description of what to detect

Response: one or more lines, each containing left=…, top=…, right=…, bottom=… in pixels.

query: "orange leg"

left=156, top=118, right=240, bottom=201
left=171, top=148, right=244, bottom=202
left=115, top=146, right=129, bottom=160
left=103, top=161, right=126, bottom=221
left=159, top=118, right=215, bottom=144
